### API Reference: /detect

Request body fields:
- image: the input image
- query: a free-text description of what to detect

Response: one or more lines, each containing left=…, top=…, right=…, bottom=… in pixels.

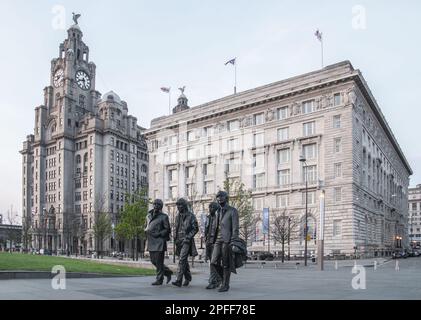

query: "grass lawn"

left=0, top=253, right=155, bottom=276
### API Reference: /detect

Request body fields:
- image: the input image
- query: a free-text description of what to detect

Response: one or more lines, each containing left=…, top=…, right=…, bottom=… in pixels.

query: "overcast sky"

left=0, top=0, right=420, bottom=220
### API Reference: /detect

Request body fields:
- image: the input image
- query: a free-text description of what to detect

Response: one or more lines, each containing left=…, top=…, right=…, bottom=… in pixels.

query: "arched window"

left=141, top=164, right=147, bottom=173
left=76, top=155, right=81, bottom=164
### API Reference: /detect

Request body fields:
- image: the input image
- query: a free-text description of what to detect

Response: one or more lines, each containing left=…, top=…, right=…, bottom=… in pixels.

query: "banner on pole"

left=262, top=208, right=269, bottom=235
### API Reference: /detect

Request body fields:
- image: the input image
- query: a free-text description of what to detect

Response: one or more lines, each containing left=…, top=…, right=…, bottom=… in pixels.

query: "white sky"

left=0, top=0, right=420, bottom=220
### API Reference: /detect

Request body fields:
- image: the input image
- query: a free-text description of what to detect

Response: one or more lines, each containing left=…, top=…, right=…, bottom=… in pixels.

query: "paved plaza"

left=1, top=257, right=420, bottom=300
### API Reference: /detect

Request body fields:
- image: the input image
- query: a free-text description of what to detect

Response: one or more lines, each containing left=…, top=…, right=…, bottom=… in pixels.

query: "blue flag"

left=262, top=208, right=269, bottom=235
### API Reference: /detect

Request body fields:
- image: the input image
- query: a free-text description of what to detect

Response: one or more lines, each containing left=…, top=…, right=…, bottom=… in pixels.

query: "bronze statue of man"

left=145, top=199, right=173, bottom=285
left=210, top=191, right=239, bottom=292
left=205, top=202, right=222, bottom=289
left=172, top=198, right=199, bottom=287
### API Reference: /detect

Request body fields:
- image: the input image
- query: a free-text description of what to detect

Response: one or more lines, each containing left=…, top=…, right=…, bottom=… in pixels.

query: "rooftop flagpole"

left=225, top=58, right=237, bottom=94
left=315, top=29, right=324, bottom=68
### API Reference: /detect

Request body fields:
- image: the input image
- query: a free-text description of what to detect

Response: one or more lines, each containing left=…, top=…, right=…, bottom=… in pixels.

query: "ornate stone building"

left=145, top=61, right=412, bottom=257
left=20, top=20, right=148, bottom=254
left=408, top=185, right=421, bottom=248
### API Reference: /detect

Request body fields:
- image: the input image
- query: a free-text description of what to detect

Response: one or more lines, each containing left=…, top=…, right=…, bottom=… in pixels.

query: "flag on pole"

left=160, top=87, right=170, bottom=93
left=314, top=29, right=323, bottom=42
left=225, top=58, right=236, bottom=66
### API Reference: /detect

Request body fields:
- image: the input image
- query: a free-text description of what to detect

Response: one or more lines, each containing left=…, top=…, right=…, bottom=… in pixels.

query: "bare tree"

left=271, top=210, right=299, bottom=263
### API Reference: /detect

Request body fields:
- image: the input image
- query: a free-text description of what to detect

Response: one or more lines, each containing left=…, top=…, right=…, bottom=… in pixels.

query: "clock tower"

left=46, top=19, right=100, bottom=138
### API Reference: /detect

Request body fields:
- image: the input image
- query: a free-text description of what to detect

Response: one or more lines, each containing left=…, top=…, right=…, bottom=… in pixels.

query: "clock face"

left=53, top=69, right=64, bottom=88
left=76, top=70, right=91, bottom=90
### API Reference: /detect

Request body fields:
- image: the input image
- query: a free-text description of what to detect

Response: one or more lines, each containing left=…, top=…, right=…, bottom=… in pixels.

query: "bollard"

left=335, top=260, right=338, bottom=270
left=395, top=260, right=400, bottom=272
left=374, top=261, right=377, bottom=271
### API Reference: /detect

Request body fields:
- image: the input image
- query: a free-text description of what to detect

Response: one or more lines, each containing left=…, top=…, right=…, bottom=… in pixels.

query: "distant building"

left=145, top=61, right=412, bottom=257
left=20, top=20, right=148, bottom=255
left=408, top=185, right=421, bottom=248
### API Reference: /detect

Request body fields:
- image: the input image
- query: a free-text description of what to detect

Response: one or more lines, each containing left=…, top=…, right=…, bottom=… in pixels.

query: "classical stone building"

left=20, top=20, right=148, bottom=255
left=145, top=61, right=412, bottom=257
left=408, top=185, right=421, bottom=248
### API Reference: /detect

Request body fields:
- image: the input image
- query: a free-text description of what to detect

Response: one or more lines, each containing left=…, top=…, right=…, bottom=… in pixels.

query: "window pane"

left=278, top=128, right=289, bottom=141
left=303, top=144, right=317, bottom=160
left=334, top=93, right=342, bottom=106
left=228, top=120, right=239, bottom=131
left=278, top=169, right=290, bottom=186
left=277, top=149, right=290, bottom=164
left=278, top=106, right=289, bottom=120
left=302, top=100, right=315, bottom=114
left=254, top=113, right=265, bottom=125
left=303, top=122, right=315, bottom=136
left=333, top=115, right=341, bottom=128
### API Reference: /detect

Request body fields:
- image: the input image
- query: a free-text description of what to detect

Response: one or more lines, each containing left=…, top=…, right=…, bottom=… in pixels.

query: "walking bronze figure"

left=172, top=198, right=199, bottom=287
left=145, top=199, right=173, bottom=285
left=210, top=191, right=240, bottom=292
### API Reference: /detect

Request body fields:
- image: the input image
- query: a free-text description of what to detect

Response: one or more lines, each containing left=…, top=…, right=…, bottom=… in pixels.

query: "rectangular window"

left=253, top=133, right=264, bottom=147
left=333, top=220, right=342, bottom=237
left=187, top=131, right=195, bottom=142
left=253, top=173, right=265, bottom=189
left=254, top=113, right=265, bottom=125
left=227, top=138, right=239, bottom=152
left=277, top=149, right=290, bottom=165
left=170, top=135, right=178, bottom=146
left=333, top=115, right=341, bottom=129
left=302, top=100, right=315, bottom=114
left=186, top=166, right=195, bottom=179
left=169, top=169, right=177, bottom=183
left=169, top=186, right=178, bottom=199
left=334, top=93, right=342, bottom=106
left=334, top=187, right=342, bottom=203
left=334, top=163, right=342, bottom=178
left=187, top=148, right=196, bottom=161
left=303, top=143, right=317, bottom=160
left=228, top=120, right=239, bottom=132
left=303, top=121, right=315, bottom=136
left=203, top=126, right=213, bottom=137
left=277, top=127, right=289, bottom=142
left=277, top=106, right=289, bottom=120
left=253, top=153, right=265, bottom=170
left=253, top=198, right=264, bottom=210
left=204, top=181, right=213, bottom=195
left=276, top=194, right=289, bottom=208
left=302, top=191, right=316, bottom=205
left=278, top=169, right=290, bottom=187
left=334, top=138, right=342, bottom=153
left=305, top=165, right=317, bottom=183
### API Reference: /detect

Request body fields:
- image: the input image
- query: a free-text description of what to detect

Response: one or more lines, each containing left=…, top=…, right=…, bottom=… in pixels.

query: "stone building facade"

left=145, top=61, right=412, bottom=257
left=20, top=21, right=148, bottom=255
left=408, top=185, right=421, bottom=248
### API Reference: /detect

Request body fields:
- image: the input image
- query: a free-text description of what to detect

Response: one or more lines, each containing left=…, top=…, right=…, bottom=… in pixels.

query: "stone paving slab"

left=0, top=257, right=419, bottom=300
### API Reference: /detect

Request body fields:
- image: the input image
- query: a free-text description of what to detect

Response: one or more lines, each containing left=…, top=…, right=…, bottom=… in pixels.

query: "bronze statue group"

left=145, top=191, right=247, bottom=292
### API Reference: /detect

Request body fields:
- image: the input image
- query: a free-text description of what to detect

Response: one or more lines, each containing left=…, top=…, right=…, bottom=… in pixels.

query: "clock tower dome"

left=40, top=16, right=100, bottom=141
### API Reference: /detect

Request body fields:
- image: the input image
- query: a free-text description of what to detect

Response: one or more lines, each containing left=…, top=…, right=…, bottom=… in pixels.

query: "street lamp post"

left=300, top=155, right=308, bottom=267
left=287, top=217, right=291, bottom=261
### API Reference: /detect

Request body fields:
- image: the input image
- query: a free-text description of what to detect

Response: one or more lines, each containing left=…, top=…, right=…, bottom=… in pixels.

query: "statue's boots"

left=218, top=269, right=230, bottom=292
